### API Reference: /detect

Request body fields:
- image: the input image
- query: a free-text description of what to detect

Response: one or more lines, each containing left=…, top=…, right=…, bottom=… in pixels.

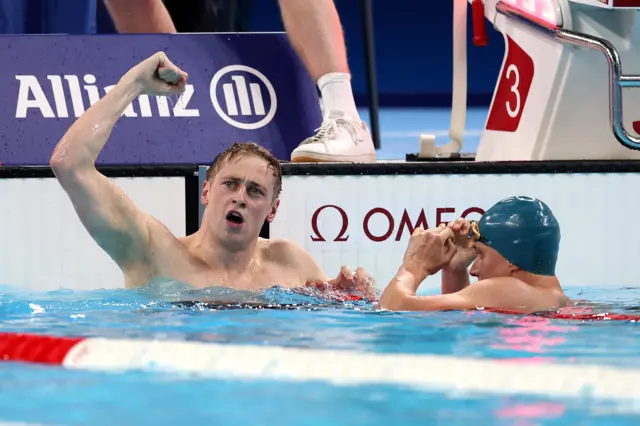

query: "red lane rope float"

left=0, top=332, right=84, bottom=365
left=485, top=308, right=640, bottom=322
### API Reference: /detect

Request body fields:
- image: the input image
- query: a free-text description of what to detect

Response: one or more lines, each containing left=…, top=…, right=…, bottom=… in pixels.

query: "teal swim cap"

left=475, top=196, right=560, bottom=276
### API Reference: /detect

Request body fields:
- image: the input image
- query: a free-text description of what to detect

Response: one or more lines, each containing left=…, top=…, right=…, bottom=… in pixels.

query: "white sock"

left=317, top=72, right=360, bottom=121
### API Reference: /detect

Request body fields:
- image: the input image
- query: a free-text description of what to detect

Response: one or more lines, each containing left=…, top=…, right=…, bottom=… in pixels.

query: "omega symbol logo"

left=209, top=65, right=277, bottom=130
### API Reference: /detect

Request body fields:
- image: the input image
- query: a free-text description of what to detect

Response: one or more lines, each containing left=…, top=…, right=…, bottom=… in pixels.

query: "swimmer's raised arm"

left=50, top=52, right=187, bottom=269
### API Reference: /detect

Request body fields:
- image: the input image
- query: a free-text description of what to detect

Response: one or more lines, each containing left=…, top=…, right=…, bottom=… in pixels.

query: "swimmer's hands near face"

left=379, top=225, right=456, bottom=309
left=401, top=224, right=457, bottom=283
left=444, top=218, right=477, bottom=271
left=124, top=52, right=188, bottom=97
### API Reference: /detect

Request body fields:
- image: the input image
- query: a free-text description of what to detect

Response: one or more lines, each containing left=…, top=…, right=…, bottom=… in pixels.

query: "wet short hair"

left=206, top=142, right=282, bottom=200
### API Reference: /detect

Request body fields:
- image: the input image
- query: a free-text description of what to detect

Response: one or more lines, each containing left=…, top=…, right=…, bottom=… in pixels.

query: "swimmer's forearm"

left=380, top=269, right=473, bottom=312
left=441, top=267, right=470, bottom=294
left=104, top=0, right=177, bottom=33
left=50, top=79, right=141, bottom=170
left=379, top=271, right=435, bottom=311
left=378, top=267, right=422, bottom=310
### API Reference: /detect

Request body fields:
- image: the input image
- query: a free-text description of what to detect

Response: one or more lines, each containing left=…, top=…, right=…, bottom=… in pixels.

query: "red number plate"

left=486, top=36, right=535, bottom=133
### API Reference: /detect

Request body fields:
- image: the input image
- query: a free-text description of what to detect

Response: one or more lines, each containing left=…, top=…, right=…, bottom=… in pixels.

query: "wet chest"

left=163, top=255, right=302, bottom=291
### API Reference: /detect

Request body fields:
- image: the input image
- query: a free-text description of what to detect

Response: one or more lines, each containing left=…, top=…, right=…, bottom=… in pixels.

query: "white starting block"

left=417, top=0, right=640, bottom=161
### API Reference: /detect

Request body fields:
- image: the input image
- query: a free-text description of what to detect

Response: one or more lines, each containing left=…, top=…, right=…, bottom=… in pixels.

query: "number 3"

left=505, top=64, right=521, bottom=118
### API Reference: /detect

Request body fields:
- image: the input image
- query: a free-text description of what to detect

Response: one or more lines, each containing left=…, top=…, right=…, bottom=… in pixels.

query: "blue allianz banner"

left=0, top=33, right=322, bottom=165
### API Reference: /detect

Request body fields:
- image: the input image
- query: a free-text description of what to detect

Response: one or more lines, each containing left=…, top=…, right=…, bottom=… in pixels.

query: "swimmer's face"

left=469, top=243, right=514, bottom=280
left=201, top=154, right=279, bottom=248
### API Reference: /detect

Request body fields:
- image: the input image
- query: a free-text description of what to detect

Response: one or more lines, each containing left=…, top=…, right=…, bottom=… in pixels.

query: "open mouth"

left=225, top=210, right=245, bottom=228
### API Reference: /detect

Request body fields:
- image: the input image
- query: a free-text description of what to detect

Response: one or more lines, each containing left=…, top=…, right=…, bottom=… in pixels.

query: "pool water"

left=0, top=284, right=639, bottom=425
left=1, top=363, right=639, bottom=426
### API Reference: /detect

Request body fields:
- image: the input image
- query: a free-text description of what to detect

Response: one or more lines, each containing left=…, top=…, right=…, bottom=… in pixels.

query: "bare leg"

left=278, top=0, right=349, bottom=79
left=103, top=0, right=176, bottom=33
left=278, top=0, right=360, bottom=121
left=279, top=0, right=375, bottom=163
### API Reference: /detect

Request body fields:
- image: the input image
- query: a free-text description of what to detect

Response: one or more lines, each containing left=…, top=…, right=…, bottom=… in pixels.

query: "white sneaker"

left=290, top=111, right=377, bottom=163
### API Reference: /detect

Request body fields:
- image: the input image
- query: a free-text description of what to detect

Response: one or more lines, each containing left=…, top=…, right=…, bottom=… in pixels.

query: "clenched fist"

left=123, top=51, right=188, bottom=97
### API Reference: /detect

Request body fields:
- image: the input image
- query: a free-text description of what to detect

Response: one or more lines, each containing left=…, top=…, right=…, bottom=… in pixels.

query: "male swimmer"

left=379, top=196, right=571, bottom=313
left=50, top=52, right=374, bottom=297
left=102, top=0, right=376, bottom=163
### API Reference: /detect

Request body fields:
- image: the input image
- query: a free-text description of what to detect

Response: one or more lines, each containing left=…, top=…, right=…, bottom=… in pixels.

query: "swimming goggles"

left=469, top=221, right=489, bottom=244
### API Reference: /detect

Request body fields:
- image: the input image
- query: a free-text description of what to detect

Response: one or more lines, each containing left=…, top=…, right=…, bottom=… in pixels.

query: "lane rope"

left=0, top=332, right=639, bottom=400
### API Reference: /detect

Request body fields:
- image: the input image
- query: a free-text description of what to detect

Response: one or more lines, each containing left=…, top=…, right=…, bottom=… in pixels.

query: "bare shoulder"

left=473, top=276, right=524, bottom=288
left=260, top=238, right=327, bottom=281
left=461, top=277, right=567, bottom=311
left=464, top=276, right=533, bottom=298
left=141, top=215, right=194, bottom=267
left=118, top=216, right=180, bottom=288
left=261, top=238, right=311, bottom=263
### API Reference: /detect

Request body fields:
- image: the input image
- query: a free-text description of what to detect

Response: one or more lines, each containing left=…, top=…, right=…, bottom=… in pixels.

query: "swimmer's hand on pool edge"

left=305, top=265, right=378, bottom=300
left=122, top=51, right=188, bottom=97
